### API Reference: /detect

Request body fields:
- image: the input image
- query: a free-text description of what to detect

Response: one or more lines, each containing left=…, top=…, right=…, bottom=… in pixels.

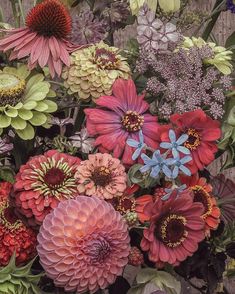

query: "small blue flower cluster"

left=127, top=129, right=192, bottom=179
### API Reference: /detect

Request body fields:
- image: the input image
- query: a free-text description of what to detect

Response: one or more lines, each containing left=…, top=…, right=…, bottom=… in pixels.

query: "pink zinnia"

left=37, top=196, right=130, bottom=293
left=12, top=150, right=81, bottom=226
left=141, top=191, right=205, bottom=266
left=0, top=0, right=83, bottom=77
left=85, top=79, right=160, bottom=165
left=75, top=153, right=127, bottom=200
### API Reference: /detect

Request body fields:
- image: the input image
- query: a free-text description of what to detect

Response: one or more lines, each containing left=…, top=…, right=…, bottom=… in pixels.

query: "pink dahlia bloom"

left=141, top=191, right=205, bottom=266
left=0, top=0, right=84, bottom=77
left=37, top=196, right=130, bottom=293
left=75, top=153, right=127, bottom=199
left=12, top=150, right=81, bottom=226
left=85, top=79, right=160, bottom=165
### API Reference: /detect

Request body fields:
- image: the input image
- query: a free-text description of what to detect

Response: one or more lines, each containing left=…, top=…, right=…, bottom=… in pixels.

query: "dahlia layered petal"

left=37, top=196, right=130, bottom=293
left=12, top=150, right=81, bottom=226
left=85, top=79, right=160, bottom=165
left=141, top=191, right=205, bottom=266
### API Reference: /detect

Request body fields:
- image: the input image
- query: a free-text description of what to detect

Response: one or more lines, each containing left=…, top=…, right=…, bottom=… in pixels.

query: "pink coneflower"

left=141, top=191, right=205, bottom=266
left=0, top=0, right=83, bottom=77
left=85, top=79, right=160, bottom=165
left=37, top=196, right=130, bottom=293
left=12, top=150, right=81, bottom=226
left=75, top=153, right=127, bottom=200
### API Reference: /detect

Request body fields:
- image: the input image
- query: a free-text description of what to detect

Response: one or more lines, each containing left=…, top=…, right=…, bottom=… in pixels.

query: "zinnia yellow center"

left=0, top=73, right=26, bottom=107
left=0, top=201, right=22, bottom=231
left=155, top=214, right=188, bottom=248
left=184, top=128, right=201, bottom=150
left=192, top=185, right=213, bottom=219
left=122, top=110, right=144, bottom=132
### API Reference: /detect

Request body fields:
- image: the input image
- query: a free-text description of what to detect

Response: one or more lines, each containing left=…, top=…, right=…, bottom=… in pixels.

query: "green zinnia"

left=0, top=253, right=42, bottom=294
left=0, top=64, right=57, bottom=140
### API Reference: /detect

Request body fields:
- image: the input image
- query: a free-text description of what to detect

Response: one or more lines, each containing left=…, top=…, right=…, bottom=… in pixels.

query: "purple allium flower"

left=137, top=5, right=180, bottom=52
left=71, top=10, right=107, bottom=44
left=227, top=0, right=235, bottom=13
left=138, top=46, right=229, bottom=119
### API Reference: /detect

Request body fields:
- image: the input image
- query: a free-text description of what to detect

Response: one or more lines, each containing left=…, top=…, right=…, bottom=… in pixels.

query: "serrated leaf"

left=136, top=268, right=158, bottom=284
left=0, top=167, right=15, bottom=183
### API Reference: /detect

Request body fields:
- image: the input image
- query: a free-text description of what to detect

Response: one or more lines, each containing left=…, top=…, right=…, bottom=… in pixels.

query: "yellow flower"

left=158, top=0, right=181, bottom=12
left=181, top=37, right=233, bottom=75
left=62, top=42, right=131, bottom=101
left=130, top=0, right=180, bottom=15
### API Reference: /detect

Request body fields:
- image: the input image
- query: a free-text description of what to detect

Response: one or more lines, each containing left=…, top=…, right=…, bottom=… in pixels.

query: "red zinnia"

left=85, top=79, right=160, bottom=165
left=12, top=150, right=81, bottom=226
left=141, top=191, right=205, bottom=266
left=0, top=182, right=37, bottom=266
left=0, top=0, right=84, bottom=77
left=160, top=109, right=221, bottom=174
left=180, top=174, right=221, bottom=235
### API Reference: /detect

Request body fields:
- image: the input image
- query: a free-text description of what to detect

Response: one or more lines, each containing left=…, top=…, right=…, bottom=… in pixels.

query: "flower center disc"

left=184, top=128, right=201, bottom=150
left=44, top=167, right=66, bottom=187
left=94, top=48, right=118, bottom=69
left=91, top=166, right=112, bottom=187
left=117, top=197, right=136, bottom=214
left=26, top=0, right=72, bottom=39
left=155, top=214, right=188, bottom=247
left=192, top=185, right=212, bottom=218
left=0, top=73, right=25, bottom=107
left=122, top=111, right=144, bottom=132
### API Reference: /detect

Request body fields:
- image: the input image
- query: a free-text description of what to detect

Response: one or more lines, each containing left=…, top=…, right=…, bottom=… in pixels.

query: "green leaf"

left=152, top=271, right=181, bottom=294
left=0, top=167, right=15, bottom=183
left=136, top=268, right=158, bottom=284
left=226, top=32, right=235, bottom=49
left=16, top=124, right=35, bottom=140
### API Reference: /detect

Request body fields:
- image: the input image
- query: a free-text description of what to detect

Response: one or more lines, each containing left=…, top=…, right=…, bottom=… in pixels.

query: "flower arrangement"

left=0, top=0, right=234, bottom=293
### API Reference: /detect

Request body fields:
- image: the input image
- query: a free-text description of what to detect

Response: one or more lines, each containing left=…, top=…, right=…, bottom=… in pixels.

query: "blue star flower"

left=227, top=0, right=235, bottom=13
left=167, top=155, right=192, bottom=179
left=160, top=129, right=191, bottom=158
left=140, top=150, right=173, bottom=179
left=161, top=184, right=187, bottom=201
left=127, top=130, right=146, bottom=160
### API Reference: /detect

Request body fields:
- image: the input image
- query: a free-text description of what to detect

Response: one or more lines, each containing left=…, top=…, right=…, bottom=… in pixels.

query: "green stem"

left=17, top=0, right=25, bottom=24
left=202, top=0, right=226, bottom=41
left=10, top=0, right=18, bottom=27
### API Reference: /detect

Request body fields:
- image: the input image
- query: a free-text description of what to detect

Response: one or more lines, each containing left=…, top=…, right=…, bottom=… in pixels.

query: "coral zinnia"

left=0, top=182, right=37, bottom=266
left=180, top=174, right=220, bottom=235
left=160, top=109, right=221, bottom=174
left=141, top=191, right=205, bottom=266
left=0, top=0, right=83, bottom=77
left=75, top=153, right=127, bottom=200
left=62, top=41, right=131, bottom=100
left=85, top=79, right=160, bottom=165
left=37, top=196, right=130, bottom=293
left=0, top=64, right=57, bottom=140
left=12, top=150, right=81, bottom=226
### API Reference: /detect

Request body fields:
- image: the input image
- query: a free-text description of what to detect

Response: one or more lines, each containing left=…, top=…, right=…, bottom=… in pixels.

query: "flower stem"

left=202, top=0, right=226, bottom=41
left=17, top=0, right=25, bottom=24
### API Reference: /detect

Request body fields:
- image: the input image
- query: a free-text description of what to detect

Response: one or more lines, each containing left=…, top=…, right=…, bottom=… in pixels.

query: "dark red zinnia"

left=0, top=182, right=37, bottom=266
left=26, top=0, right=72, bottom=39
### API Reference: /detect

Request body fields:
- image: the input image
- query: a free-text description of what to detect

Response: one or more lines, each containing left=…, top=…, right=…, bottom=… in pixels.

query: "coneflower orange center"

left=26, top=0, right=72, bottom=39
